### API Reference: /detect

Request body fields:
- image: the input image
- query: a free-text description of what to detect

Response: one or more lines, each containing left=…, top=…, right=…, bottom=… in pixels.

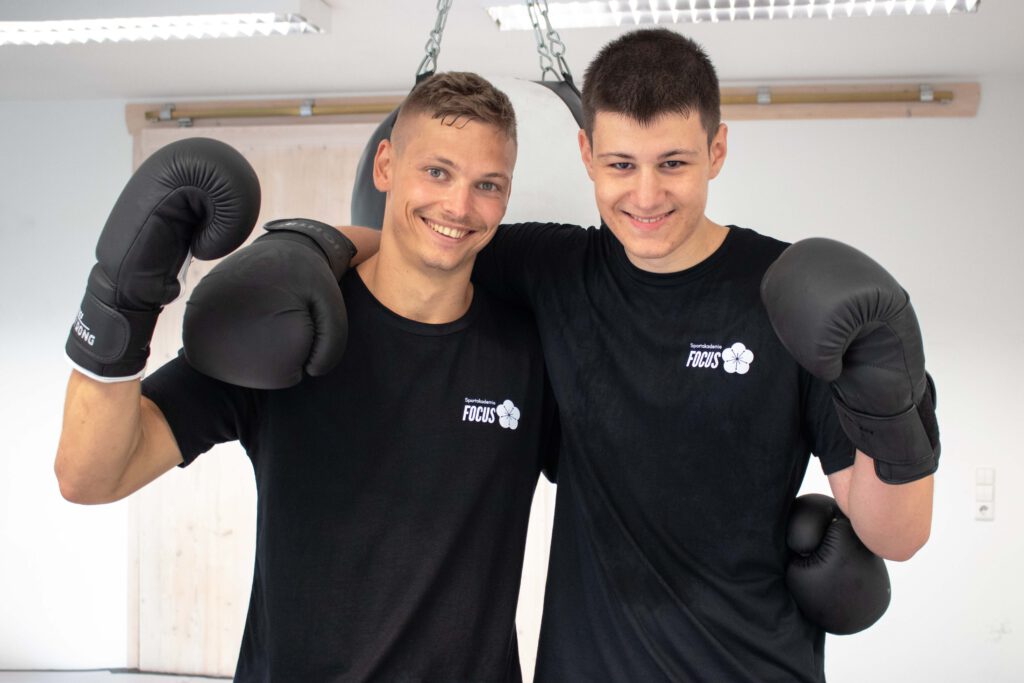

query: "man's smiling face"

left=580, top=109, right=727, bottom=273
left=374, top=112, right=516, bottom=278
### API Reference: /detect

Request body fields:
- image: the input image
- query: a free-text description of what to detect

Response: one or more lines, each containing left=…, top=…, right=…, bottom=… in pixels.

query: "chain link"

left=416, top=0, right=454, bottom=78
left=526, top=0, right=574, bottom=82
left=416, top=0, right=575, bottom=85
left=525, top=0, right=558, bottom=80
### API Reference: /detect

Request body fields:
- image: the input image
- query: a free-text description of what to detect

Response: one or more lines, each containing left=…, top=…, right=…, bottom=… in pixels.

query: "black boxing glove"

left=182, top=218, right=355, bottom=390
left=761, top=238, right=940, bottom=484
left=66, top=138, right=260, bottom=381
left=786, top=493, right=890, bottom=635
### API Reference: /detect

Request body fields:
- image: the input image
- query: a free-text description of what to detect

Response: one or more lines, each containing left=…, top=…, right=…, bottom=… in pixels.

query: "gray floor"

left=0, top=673, right=228, bottom=682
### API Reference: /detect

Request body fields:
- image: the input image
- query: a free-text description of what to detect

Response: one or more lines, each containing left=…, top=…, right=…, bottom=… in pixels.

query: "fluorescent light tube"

left=0, top=13, right=321, bottom=46
left=482, top=0, right=980, bottom=30
left=0, top=0, right=331, bottom=46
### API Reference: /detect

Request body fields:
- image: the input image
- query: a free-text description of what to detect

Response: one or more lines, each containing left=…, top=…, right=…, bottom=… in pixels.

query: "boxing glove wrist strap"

left=263, top=218, right=356, bottom=281
left=65, top=291, right=160, bottom=380
left=832, top=376, right=940, bottom=484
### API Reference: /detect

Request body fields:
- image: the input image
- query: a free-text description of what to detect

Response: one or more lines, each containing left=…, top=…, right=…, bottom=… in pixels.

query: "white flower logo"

left=497, top=400, right=521, bottom=430
left=722, top=342, right=754, bottom=375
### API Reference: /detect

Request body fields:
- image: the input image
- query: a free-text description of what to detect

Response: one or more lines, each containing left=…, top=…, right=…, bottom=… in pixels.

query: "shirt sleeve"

left=801, top=371, right=856, bottom=475
left=141, top=353, right=260, bottom=467
left=473, top=222, right=589, bottom=308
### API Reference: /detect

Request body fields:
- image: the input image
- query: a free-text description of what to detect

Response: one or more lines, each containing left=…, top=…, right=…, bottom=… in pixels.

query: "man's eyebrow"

left=427, top=155, right=458, bottom=168
left=597, top=149, right=700, bottom=160
left=661, top=148, right=700, bottom=158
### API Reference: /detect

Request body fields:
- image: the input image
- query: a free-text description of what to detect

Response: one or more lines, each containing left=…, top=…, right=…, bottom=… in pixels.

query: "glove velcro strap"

left=832, top=395, right=939, bottom=484
left=65, top=291, right=160, bottom=379
left=873, top=456, right=938, bottom=485
left=263, top=218, right=356, bottom=281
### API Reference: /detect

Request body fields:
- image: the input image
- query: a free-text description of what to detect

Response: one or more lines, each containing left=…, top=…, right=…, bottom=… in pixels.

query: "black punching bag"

left=350, top=106, right=400, bottom=229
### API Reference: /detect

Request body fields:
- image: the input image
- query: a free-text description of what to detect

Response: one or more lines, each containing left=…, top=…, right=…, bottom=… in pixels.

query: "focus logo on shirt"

left=462, top=398, right=521, bottom=430
left=686, top=342, right=755, bottom=375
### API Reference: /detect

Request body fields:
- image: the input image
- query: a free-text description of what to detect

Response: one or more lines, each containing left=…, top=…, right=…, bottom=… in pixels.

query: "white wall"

left=1, top=75, right=1022, bottom=678
left=0, top=99, right=133, bottom=667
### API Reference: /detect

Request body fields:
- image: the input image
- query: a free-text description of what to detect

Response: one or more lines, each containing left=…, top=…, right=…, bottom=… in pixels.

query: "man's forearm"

left=839, top=450, right=934, bottom=561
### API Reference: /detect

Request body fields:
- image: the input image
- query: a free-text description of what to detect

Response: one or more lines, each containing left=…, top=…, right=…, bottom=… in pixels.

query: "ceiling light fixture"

left=482, top=0, right=979, bottom=30
left=0, top=0, right=330, bottom=47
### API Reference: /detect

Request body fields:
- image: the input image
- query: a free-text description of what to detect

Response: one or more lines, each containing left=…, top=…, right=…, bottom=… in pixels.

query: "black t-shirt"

left=142, top=271, right=558, bottom=683
left=473, top=224, right=855, bottom=683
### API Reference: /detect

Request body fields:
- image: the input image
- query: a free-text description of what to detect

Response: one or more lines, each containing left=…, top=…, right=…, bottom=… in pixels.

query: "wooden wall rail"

left=126, top=82, right=979, bottom=133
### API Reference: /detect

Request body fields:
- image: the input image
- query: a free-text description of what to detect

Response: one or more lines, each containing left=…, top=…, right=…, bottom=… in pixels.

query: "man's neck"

left=356, top=246, right=474, bottom=325
left=624, top=217, right=729, bottom=274
left=680, top=218, right=729, bottom=269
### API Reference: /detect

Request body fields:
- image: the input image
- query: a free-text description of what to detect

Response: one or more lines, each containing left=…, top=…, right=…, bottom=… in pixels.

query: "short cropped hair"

left=395, top=71, right=517, bottom=144
left=582, top=29, right=721, bottom=145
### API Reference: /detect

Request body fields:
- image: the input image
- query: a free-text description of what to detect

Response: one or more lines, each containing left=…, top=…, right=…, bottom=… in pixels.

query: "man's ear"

left=578, top=129, right=596, bottom=181
left=708, top=123, right=728, bottom=180
left=372, top=138, right=394, bottom=192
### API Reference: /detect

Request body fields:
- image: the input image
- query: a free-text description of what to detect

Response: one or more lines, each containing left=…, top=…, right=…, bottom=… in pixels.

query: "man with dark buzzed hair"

left=467, top=29, right=936, bottom=681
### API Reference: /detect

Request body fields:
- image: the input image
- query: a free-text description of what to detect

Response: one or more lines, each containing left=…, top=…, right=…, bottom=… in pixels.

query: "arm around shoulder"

left=337, top=226, right=381, bottom=266
left=55, top=370, right=183, bottom=505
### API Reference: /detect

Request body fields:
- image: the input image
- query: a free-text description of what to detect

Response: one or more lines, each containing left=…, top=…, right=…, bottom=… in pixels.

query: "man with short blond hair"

left=57, top=72, right=557, bottom=682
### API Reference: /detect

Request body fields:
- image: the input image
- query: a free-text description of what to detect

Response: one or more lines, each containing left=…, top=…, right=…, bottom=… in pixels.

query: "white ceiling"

left=1, top=0, right=1021, bottom=102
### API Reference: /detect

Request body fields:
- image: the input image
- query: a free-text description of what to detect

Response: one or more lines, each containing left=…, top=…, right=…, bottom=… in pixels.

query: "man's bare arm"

left=55, top=371, right=183, bottom=505
left=828, top=452, right=933, bottom=561
left=339, top=226, right=381, bottom=265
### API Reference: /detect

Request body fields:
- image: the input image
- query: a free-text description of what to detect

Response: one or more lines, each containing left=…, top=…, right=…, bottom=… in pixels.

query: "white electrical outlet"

left=976, top=501, right=995, bottom=521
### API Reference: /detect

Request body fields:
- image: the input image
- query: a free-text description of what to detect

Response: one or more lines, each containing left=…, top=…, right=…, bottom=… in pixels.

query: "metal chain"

left=416, top=0, right=454, bottom=78
left=526, top=0, right=574, bottom=82
left=525, top=0, right=559, bottom=81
